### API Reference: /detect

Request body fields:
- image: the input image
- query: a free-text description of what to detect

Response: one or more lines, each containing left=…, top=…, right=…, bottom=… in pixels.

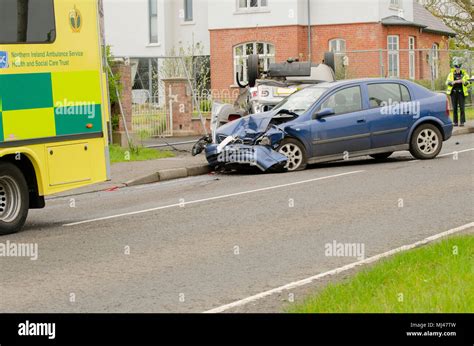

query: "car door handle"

left=357, top=119, right=366, bottom=124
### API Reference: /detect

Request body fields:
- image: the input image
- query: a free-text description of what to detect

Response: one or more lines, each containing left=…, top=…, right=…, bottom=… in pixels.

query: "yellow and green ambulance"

left=0, top=0, right=111, bottom=234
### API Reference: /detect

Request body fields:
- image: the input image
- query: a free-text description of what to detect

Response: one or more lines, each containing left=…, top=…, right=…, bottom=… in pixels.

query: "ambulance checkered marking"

left=0, top=72, right=102, bottom=142
left=0, top=73, right=53, bottom=111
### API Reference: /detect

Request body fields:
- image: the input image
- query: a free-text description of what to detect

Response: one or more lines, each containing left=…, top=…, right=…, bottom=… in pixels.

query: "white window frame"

left=234, top=42, right=275, bottom=84
left=237, top=0, right=268, bottom=12
left=387, top=35, right=400, bottom=78
left=329, top=39, right=346, bottom=53
left=148, top=0, right=158, bottom=44
left=389, top=0, right=402, bottom=9
left=408, top=36, right=415, bottom=80
left=184, top=0, right=193, bottom=22
left=431, top=43, right=439, bottom=79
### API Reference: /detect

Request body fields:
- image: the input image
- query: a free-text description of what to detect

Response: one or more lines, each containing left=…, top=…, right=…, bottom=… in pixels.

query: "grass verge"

left=289, top=235, right=474, bottom=313
left=109, top=144, right=174, bottom=164
left=450, top=107, right=473, bottom=121
left=464, top=107, right=474, bottom=121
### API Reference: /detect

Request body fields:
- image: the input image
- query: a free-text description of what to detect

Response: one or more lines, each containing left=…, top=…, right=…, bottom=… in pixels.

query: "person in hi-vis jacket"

left=446, top=63, right=470, bottom=127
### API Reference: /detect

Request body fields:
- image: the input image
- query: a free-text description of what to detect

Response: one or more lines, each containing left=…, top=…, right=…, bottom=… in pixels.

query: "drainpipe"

left=307, top=0, right=312, bottom=63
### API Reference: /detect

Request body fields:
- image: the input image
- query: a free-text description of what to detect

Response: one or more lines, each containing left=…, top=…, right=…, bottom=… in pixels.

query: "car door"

left=311, top=85, right=370, bottom=157
left=365, top=82, right=414, bottom=149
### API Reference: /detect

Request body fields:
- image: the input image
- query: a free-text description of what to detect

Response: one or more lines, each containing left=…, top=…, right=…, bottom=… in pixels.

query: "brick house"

left=209, top=0, right=455, bottom=94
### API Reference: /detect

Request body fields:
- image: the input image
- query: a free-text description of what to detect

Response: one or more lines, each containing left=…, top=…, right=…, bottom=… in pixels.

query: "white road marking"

left=438, top=147, right=474, bottom=157
left=409, top=147, right=474, bottom=162
left=204, top=222, right=474, bottom=313
left=63, top=170, right=365, bottom=227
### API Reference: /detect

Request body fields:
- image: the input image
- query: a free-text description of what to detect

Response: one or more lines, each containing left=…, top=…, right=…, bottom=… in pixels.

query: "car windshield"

left=273, top=87, right=328, bottom=115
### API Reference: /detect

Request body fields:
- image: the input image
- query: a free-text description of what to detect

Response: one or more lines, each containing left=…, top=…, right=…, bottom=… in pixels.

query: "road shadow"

left=20, top=219, right=67, bottom=234
left=311, top=155, right=413, bottom=170
left=217, top=155, right=415, bottom=177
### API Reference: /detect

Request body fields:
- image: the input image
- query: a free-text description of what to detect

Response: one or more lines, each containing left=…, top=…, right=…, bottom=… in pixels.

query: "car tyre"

left=267, top=162, right=287, bottom=174
left=277, top=138, right=308, bottom=172
left=409, top=124, right=443, bottom=160
left=247, top=54, right=260, bottom=88
left=370, top=152, right=393, bottom=160
left=0, top=162, right=29, bottom=236
left=324, top=52, right=336, bottom=74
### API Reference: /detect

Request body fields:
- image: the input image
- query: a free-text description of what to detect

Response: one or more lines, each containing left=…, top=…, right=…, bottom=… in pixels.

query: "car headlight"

left=259, top=136, right=271, bottom=146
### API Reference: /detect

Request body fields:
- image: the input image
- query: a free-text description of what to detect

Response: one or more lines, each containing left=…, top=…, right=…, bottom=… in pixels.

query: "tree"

left=17, top=0, right=29, bottom=42
left=421, top=0, right=473, bottom=49
left=161, top=42, right=211, bottom=98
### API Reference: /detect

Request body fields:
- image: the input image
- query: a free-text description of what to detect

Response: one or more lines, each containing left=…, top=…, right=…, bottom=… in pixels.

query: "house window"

left=238, top=0, right=268, bottom=10
left=0, top=0, right=56, bottom=44
left=149, top=0, right=158, bottom=44
left=329, top=39, right=346, bottom=53
left=409, top=36, right=415, bottom=80
left=387, top=35, right=399, bottom=78
left=390, top=0, right=401, bottom=9
left=184, top=0, right=193, bottom=22
left=234, top=42, right=275, bottom=84
left=431, top=43, right=439, bottom=79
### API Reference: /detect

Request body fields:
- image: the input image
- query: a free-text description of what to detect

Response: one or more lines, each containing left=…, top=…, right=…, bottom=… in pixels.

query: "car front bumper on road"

left=205, top=144, right=288, bottom=172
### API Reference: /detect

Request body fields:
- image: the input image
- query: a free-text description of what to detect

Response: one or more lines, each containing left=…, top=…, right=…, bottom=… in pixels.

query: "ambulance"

left=0, top=0, right=111, bottom=234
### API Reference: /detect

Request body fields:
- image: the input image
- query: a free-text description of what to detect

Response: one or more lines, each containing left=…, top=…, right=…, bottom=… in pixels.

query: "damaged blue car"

left=192, top=78, right=453, bottom=172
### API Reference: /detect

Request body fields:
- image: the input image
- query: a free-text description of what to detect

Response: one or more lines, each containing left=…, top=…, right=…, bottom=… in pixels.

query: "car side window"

left=319, top=86, right=362, bottom=115
left=368, top=83, right=410, bottom=108
left=400, top=85, right=411, bottom=102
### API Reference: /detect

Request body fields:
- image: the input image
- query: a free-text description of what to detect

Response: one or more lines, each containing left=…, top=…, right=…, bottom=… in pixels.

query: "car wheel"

left=277, top=138, right=307, bottom=172
left=370, top=152, right=393, bottom=160
left=0, top=162, right=29, bottom=235
left=247, top=54, right=260, bottom=88
left=409, top=124, right=443, bottom=160
left=266, top=162, right=287, bottom=174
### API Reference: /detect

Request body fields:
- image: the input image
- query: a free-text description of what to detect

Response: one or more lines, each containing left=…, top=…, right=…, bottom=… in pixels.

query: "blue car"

left=196, top=78, right=453, bottom=172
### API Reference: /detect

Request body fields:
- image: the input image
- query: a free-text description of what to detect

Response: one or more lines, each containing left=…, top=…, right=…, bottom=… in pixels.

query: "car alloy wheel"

left=278, top=143, right=303, bottom=171
left=416, top=128, right=439, bottom=155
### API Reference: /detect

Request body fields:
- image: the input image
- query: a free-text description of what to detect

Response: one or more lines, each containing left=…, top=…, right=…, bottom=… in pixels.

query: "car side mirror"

left=314, top=108, right=335, bottom=119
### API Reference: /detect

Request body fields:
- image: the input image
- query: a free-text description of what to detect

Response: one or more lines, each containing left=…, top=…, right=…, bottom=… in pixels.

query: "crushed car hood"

left=204, top=144, right=288, bottom=172
left=198, top=110, right=300, bottom=172
left=216, top=112, right=276, bottom=139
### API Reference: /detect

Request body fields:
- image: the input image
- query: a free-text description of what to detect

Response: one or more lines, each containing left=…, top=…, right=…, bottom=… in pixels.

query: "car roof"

left=312, top=78, right=412, bottom=89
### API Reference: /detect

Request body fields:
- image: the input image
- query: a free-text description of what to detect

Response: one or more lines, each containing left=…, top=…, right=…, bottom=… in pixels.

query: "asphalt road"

left=1, top=134, right=473, bottom=313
